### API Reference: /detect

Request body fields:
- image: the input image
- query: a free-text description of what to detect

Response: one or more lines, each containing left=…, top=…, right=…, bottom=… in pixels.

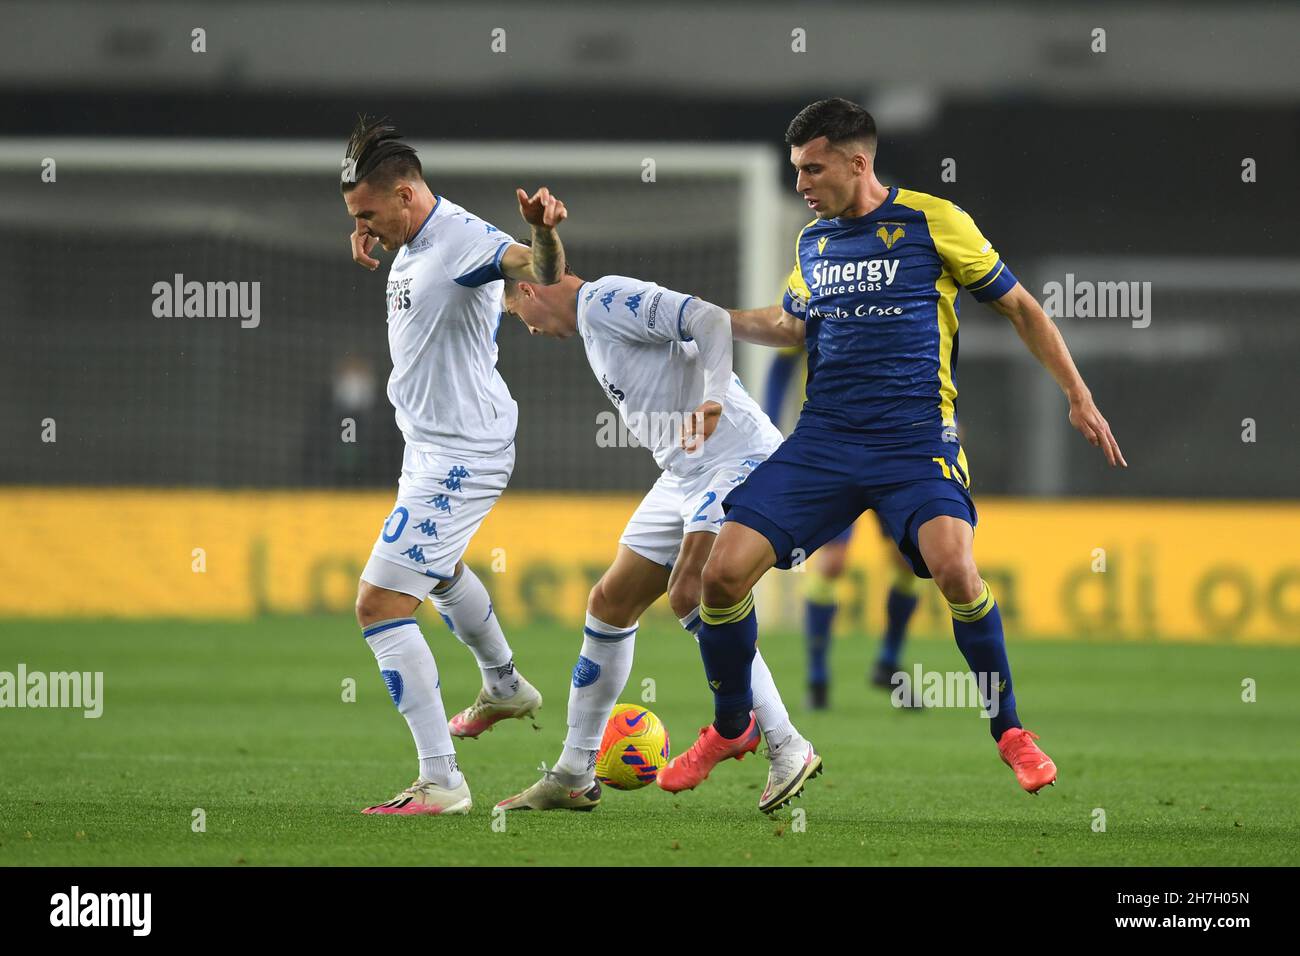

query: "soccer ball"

left=595, top=703, right=670, bottom=790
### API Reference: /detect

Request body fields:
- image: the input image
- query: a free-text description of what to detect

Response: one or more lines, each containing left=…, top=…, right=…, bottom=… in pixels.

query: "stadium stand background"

left=2, top=1, right=1297, bottom=640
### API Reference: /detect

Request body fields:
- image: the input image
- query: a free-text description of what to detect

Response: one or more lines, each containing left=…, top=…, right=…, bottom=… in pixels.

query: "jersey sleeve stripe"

left=966, top=261, right=1005, bottom=292
left=965, top=260, right=1018, bottom=302
left=453, top=241, right=511, bottom=288
left=677, top=295, right=697, bottom=341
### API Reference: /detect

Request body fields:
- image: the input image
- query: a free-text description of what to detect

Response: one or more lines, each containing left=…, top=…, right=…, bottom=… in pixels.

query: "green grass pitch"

left=2, top=614, right=1297, bottom=866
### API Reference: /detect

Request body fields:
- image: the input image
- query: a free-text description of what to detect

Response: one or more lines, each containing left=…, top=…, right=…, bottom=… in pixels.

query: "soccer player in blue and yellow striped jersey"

left=660, top=98, right=1126, bottom=799
left=761, top=346, right=926, bottom=711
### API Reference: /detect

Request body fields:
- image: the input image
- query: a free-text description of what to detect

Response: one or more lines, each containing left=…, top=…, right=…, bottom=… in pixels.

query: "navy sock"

left=949, top=581, right=1020, bottom=739
left=879, top=586, right=919, bottom=668
left=698, top=593, right=758, bottom=738
left=804, top=600, right=836, bottom=685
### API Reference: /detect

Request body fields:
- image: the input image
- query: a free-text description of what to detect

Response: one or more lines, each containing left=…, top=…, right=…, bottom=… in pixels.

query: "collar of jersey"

left=404, top=196, right=442, bottom=250
left=828, top=185, right=898, bottom=226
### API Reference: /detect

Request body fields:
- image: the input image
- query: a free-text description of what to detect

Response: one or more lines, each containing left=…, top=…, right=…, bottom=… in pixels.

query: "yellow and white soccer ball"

left=595, top=703, right=670, bottom=790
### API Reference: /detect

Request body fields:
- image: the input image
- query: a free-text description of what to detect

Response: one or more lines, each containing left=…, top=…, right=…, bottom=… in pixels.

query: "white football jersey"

left=382, top=196, right=518, bottom=457
left=576, top=274, right=782, bottom=477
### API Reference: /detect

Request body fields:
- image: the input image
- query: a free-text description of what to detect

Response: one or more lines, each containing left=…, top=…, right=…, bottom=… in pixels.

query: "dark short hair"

left=785, top=98, right=877, bottom=154
left=341, top=115, right=422, bottom=193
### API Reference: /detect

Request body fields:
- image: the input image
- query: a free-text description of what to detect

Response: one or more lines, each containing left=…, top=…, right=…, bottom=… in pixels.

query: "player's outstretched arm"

left=501, top=186, right=568, bottom=285
left=989, top=282, right=1127, bottom=468
left=727, top=304, right=806, bottom=348
left=679, top=301, right=734, bottom=453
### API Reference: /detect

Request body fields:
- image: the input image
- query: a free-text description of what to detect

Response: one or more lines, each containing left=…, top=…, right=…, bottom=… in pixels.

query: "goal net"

left=0, top=138, right=788, bottom=492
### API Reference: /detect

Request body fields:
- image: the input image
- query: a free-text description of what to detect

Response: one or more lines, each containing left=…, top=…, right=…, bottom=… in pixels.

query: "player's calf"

left=433, top=564, right=526, bottom=700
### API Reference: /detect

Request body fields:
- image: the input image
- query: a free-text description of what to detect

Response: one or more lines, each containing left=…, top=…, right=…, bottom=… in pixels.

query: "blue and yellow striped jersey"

left=781, top=186, right=1018, bottom=440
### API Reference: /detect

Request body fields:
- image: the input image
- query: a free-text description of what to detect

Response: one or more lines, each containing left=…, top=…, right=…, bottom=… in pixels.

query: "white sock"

left=419, top=754, right=461, bottom=787
left=432, top=565, right=518, bottom=699
left=363, top=618, right=464, bottom=789
left=555, top=613, right=637, bottom=782
left=750, top=650, right=797, bottom=749
left=680, top=606, right=796, bottom=748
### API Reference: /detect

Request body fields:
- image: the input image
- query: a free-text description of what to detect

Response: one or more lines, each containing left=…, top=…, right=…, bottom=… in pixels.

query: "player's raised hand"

left=351, top=225, right=380, bottom=271
left=1069, top=396, right=1127, bottom=468
left=681, top=401, right=723, bottom=455
left=517, top=187, right=567, bottom=230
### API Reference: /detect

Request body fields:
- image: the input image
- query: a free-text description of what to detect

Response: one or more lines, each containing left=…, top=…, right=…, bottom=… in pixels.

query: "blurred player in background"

left=682, top=98, right=1127, bottom=797
left=341, top=117, right=569, bottom=815
left=494, top=260, right=820, bottom=815
left=762, top=348, right=925, bottom=710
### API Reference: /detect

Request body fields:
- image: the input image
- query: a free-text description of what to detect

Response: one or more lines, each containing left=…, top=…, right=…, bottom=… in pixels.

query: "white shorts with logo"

left=619, top=453, right=771, bottom=569
left=362, top=441, right=515, bottom=600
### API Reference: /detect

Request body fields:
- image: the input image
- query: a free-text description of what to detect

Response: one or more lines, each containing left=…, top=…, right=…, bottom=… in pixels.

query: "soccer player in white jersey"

left=492, top=265, right=822, bottom=815
left=340, top=117, right=569, bottom=816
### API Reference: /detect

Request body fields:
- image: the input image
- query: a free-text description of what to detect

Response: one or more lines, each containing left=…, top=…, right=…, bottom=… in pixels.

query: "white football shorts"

left=619, top=454, right=770, bottom=569
left=362, top=441, right=515, bottom=600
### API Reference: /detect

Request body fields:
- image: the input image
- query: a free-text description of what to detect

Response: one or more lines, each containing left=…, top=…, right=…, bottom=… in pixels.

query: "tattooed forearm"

left=528, top=226, right=566, bottom=285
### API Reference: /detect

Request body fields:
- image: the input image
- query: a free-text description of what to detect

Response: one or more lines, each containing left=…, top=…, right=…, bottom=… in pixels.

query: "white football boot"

left=495, top=766, right=601, bottom=812
left=758, top=734, right=823, bottom=814
left=361, top=778, right=472, bottom=816
left=448, top=676, right=543, bottom=738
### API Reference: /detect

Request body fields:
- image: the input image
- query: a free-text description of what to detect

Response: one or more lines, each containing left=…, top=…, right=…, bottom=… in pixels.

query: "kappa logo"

left=427, top=494, right=453, bottom=514
left=439, top=466, right=471, bottom=491
left=876, top=223, right=905, bottom=249
left=816, top=236, right=829, bottom=255
left=415, top=518, right=439, bottom=539
left=600, top=288, right=620, bottom=312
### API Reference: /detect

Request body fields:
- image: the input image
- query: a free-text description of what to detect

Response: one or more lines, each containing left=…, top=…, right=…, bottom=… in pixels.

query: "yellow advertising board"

left=0, top=489, right=1297, bottom=644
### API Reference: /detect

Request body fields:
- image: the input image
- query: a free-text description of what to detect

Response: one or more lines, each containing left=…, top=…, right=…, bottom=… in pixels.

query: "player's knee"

left=587, top=578, right=636, bottom=629
left=929, top=555, right=981, bottom=604
left=667, top=577, right=702, bottom=620
left=700, top=556, right=749, bottom=609
left=355, top=584, right=385, bottom=628
left=355, top=581, right=416, bottom=628
left=586, top=579, right=610, bottom=619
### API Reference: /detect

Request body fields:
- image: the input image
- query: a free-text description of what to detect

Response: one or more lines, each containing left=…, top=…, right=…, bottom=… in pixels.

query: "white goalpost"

left=0, top=138, right=790, bottom=391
